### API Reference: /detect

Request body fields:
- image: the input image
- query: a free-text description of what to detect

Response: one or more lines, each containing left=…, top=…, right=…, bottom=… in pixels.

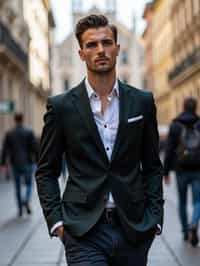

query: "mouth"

left=95, top=57, right=108, bottom=63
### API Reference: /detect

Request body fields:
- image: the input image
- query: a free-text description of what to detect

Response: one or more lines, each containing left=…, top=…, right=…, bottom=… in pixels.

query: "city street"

left=0, top=174, right=200, bottom=266
left=0, top=1, right=200, bottom=266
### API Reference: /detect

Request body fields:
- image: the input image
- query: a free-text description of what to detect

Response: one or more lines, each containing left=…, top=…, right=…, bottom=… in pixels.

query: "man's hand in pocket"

left=54, top=225, right=64, bottom=240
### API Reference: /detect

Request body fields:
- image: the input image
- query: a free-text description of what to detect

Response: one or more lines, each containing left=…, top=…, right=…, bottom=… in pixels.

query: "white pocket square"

left=128, top=115, right=143, bottom=123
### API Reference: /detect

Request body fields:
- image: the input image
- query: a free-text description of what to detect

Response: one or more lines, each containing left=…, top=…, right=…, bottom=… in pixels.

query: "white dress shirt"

left=85, top=77, right=119, bottom=208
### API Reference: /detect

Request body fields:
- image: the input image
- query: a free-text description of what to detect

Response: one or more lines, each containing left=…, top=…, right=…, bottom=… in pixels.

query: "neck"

left=87, top=70, right=116, bottom=97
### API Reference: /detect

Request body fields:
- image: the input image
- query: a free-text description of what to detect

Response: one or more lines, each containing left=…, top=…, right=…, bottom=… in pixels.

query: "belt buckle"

left=105, top=208, right=114, bottom=224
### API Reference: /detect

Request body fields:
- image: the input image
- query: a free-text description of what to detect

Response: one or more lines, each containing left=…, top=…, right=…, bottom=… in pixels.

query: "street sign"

left=0, top=101, right=15, bottom=113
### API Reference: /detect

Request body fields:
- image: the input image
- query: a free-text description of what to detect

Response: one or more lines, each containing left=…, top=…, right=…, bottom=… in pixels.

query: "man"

left=1, top=113, right=38, bottom=217
left=164, top=97, right=200, bottom=247
left=36, top=14, right=164, bottom=266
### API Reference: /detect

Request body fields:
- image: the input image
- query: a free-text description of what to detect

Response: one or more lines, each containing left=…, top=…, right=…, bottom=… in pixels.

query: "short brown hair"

left=75, top=14, right=118, bottom=48
left=183, top=97, right=197, bottom=113
left=14, top=112, right=23, bottom=123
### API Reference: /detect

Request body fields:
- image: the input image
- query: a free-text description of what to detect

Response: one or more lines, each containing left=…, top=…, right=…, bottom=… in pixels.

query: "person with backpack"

left=164, top=97, right=200, bottom=247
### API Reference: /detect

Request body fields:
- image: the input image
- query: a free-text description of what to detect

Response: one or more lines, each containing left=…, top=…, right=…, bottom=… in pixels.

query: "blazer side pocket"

left=127, top=189, right=146, bottom=223
left=62, top=190, right=88, bottom=203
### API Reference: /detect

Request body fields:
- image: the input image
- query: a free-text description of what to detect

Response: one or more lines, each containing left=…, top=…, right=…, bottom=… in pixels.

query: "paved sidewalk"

left=0, top=175, right=200, bottom=266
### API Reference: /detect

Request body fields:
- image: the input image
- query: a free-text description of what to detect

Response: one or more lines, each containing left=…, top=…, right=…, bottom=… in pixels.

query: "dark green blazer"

left=36, top=80, right=164, bottom=244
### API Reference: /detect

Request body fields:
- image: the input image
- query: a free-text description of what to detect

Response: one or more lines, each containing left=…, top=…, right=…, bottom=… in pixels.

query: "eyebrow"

left=85, top=38, right=114, bottom=45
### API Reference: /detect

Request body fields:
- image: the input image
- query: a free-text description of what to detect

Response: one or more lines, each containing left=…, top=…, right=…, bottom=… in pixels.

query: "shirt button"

left=106, top=147, right=109, bottom=151
left=104, top=124, right=107, bottom=128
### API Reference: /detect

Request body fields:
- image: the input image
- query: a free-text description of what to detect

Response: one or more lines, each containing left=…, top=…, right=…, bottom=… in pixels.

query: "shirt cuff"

left=50, top=221, right=63, bottom=236
left=156, top=224, right=162, bottom=235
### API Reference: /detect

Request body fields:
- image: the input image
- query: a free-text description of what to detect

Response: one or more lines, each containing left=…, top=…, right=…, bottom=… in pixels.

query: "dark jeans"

left=12, top=164, right=34, bottom=213
left=176, top=171, right=200, bottom=233
left=62, top=220, right=154, bottom=266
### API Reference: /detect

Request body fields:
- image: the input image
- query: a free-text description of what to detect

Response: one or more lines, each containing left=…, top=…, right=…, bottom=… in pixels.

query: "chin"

left=88, top=64, right=114, bottom=74
left=95, top=66, right=112, bottom=73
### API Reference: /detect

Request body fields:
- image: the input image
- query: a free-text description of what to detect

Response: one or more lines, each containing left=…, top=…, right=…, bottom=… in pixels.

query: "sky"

left=51, top=0, right=150, bottom=43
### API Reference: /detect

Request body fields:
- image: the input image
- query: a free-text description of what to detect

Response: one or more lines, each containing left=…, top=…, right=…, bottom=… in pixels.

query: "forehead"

left=81, top=26, right=114, bottom=43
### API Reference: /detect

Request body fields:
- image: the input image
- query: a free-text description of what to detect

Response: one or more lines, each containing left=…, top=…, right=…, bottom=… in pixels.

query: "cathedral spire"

left=72, top=0, right=83, bottom=13
left=105, top=0, right=117, bottom=18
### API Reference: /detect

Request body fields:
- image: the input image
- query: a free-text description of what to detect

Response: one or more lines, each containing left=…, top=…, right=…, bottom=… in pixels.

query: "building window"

left=122, top=75, right=129, bottom=84
left=121, top=50, right=128, bottom=65
left=197, top=87, right=200, bottom=97
left=173, top=16, right=177, bottom=39
left=185, top=0, right=192, bottom=23
left=0, top=75, right=2, bottom=99
left=175, top=97, right=179, bottom=113
left=181, top=5, right=186, bottom=31
left=193, top=0, right=200, bottom=15
left=64, top=79, right=69, bottom=91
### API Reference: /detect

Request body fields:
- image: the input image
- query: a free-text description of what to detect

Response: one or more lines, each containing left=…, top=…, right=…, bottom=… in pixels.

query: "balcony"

left=0, top=21, right=28, bottom=68
left=169, top=48, right=200, bottom=83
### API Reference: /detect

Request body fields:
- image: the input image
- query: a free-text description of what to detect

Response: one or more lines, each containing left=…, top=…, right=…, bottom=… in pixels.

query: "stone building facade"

left=168, top=0, right=200, bottom=114
left=0, top=0, right=55, bottom=147
left=23, top=0, right=55, bottom=136
left=0, top=0, right=29, bottom=145
left=151, top=0, right=174, bottom=126
left=143, top=0, right=200, bottom=128
left=142, top=2, right=154, bottom=91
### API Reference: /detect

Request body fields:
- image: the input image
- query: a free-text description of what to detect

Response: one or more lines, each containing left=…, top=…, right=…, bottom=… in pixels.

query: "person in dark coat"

left=0, top=113, right=38, bottom=217
left=164, top=97, right=200, bottom=246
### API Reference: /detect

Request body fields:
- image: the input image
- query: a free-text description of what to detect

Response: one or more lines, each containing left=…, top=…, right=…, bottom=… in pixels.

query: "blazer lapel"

left=111, top=81, right=133, bottom=162
left=72, top=80, right=109, bottom=163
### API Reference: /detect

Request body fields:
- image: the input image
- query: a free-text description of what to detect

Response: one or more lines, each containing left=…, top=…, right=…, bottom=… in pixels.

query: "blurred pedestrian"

left=36, top=14, right=164, bottom=266
left=0, top=113, right=38, bottom=217
left=164, top=97, right=200, bottom=247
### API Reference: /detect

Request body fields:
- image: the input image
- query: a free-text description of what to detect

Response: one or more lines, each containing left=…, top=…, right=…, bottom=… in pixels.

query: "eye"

left=102, top=39, right=113, bottom=46
left=86, top=42, right=97, bottom=48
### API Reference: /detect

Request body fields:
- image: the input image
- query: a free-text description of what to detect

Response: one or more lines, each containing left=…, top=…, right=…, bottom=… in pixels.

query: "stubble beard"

left=87, top=60, right=116, bottom=76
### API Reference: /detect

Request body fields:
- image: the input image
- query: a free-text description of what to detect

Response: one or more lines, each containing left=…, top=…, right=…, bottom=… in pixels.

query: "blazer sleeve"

left=35, top=97, right=64, bottom=235
left=141, top=93, right=164, bottom=227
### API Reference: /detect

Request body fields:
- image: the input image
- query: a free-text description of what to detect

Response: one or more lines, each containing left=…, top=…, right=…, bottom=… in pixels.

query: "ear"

left=79, top=49, right=85, bottom=61
left=116, top=44, right=120, bottom=56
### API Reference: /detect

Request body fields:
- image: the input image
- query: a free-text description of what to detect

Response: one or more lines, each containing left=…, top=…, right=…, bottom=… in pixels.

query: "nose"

left=97, top=43, right=105, bottom=54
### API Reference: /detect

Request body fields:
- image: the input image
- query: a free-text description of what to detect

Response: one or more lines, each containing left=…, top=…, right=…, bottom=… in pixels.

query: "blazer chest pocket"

left=127, top=189, right=146, bottom=223
left=126, top=116, right=144, bottom=129
left=125, top=116, right=144, bottom=134
left=124, top=119, right=144, bottom=145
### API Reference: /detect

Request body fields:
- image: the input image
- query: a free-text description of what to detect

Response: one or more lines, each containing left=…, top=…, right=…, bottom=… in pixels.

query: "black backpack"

left=176, top=121, right=200, bottom=168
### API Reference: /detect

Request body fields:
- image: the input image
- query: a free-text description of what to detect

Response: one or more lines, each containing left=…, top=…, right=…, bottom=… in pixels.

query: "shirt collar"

left=85, top=77, right=119, bottom=100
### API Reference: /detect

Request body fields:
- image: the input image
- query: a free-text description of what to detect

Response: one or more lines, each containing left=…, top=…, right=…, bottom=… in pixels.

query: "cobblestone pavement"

left=0, top=174, right=199, bottom=266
